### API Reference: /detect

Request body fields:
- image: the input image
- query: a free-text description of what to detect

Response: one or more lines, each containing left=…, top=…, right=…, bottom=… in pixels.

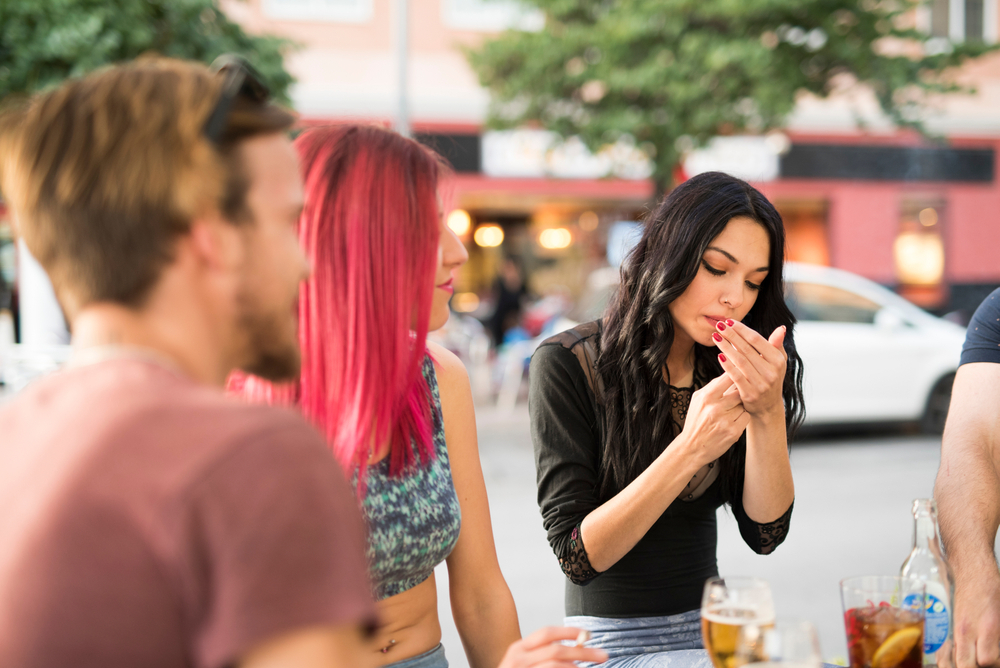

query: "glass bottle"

left=900, top=498, right=953, bottom=667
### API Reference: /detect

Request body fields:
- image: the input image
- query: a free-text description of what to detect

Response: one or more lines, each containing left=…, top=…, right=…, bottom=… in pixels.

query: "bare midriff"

left=368, top=575, right=442, bottom=666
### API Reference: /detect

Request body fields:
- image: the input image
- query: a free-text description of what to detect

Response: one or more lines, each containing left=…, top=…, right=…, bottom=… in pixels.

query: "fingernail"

left=726, top=319, right=735, bottom=327
left=712, top=332, right=723, bottom=342
left=718, top=353, right=727, bottom=363
left=716, top=321, right=726, bottom=331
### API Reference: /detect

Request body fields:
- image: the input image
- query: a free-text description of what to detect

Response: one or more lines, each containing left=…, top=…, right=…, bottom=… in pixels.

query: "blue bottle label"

left=903, top=593, right=950, bottom=654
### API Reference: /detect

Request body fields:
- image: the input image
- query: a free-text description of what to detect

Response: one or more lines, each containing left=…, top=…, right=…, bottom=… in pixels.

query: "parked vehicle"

left=785, top=262, right=964, bottom=432
left=572, top=262, right=964, bottom=432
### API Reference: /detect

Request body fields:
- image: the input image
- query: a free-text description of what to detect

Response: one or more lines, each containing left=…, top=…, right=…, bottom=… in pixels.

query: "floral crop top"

left=352, top=355, right=462, bottom=601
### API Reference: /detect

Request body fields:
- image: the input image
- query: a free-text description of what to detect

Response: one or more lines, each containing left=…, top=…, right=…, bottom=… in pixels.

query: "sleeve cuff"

left=960, top=348, right=1000, bottom=366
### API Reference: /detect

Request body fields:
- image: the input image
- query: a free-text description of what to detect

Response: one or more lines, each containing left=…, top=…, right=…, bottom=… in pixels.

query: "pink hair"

left=231, top=125, right=443, bottom=480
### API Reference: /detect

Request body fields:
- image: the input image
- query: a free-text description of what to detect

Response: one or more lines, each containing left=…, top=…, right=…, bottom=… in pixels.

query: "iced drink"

left=841, top=577, right=926, bottom=668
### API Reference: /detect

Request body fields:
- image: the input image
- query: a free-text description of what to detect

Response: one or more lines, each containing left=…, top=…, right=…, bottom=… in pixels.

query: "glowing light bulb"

left=474, top=224, right=504, bottom=248
left=452, top=292, right=480, bottom=313
left=447, top=209, right=472, bottom=235
left=894, top=232, right=944, bottom=285
left=918, top=208, right=938, bottom=227
left=539, top=227, right=572, bottom=249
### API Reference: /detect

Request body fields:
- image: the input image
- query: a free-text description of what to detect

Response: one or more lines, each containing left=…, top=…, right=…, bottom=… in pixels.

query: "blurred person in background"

left=232, top=124, right=606, bottom=668
left=529, top=172, right=805, bottom=665
left=0, top=58, right=379, bottom=668
left=488, top=255, right=528, bottom=347
left=935, top=289, right=1000, bottom=668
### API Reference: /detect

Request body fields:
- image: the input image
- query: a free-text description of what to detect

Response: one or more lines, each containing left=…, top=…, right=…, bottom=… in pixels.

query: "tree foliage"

left=467, top=0, right=997, bottom=187
left=0, top=0, right=294, bottom=103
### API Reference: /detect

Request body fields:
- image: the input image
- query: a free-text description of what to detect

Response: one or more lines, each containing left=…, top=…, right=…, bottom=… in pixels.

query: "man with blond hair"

left=0, top=57, right=379, bottom=668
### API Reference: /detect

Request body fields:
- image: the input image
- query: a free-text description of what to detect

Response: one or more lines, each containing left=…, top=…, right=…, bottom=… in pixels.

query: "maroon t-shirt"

left=0, top=356, right=376, bottom=668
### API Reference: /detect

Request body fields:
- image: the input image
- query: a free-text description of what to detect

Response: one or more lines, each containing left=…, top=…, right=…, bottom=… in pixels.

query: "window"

left=894, top=198, right=947, bottom=309
left=262, top=0, right=373, bottom=23
left=785, top=282, right=881, bottom=324
left=442, top=0, right=543, bottom=32
left=926, top=0, right=997, bottom=42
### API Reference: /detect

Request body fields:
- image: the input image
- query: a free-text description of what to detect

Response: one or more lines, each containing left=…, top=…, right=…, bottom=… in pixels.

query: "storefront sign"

left=481, top=129, right=653, bottom=180
left=683, top=136, right=783, bottom=182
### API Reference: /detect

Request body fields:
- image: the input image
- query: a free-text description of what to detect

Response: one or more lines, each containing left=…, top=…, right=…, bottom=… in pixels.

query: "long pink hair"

left=232, top=125, right=443, bottom=480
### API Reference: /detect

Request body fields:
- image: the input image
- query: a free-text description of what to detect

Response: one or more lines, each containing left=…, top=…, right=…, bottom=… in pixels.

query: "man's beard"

left=234, top=285, right=301, bottom=382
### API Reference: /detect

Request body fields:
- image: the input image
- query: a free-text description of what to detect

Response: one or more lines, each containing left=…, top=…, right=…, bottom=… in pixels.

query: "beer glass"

left=840, top=576, right=926, bottom=668
left=701, top=576, right=776, bottom=668
left=735, top=621, right=823, bottom=668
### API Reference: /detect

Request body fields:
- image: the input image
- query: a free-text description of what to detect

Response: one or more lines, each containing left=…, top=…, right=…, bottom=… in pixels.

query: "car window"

left=786, top=281, right=881, bottom=324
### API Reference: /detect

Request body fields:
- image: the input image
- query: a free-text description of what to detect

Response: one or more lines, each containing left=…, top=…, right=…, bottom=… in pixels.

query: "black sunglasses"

left=202, top=54, right=271, bottom=144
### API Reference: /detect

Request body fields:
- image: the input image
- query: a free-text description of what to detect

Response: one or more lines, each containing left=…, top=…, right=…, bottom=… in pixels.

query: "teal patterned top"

left=352, top=354, right=463, bottom=601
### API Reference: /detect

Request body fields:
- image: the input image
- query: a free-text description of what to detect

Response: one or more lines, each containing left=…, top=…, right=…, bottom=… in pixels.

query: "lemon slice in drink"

left=872, top=627, right=922, bottom=668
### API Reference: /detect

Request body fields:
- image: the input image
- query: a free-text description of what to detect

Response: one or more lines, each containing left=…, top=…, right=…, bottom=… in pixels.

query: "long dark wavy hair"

left=595, top=171, right=805, bottom=503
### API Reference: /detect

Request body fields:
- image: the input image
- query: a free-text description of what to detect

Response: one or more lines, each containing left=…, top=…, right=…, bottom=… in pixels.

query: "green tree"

left=467, top=0, right=996, bottom=188
left=0, top=0, right=294, bottom=102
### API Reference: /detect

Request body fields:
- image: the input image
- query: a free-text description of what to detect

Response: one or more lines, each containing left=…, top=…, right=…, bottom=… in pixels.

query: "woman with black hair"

left=529, top=171, right=805, bottom=664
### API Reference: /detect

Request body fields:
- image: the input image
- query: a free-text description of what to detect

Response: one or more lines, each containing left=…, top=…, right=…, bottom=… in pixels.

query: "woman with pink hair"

left=233, top=124, right=605, bottom=668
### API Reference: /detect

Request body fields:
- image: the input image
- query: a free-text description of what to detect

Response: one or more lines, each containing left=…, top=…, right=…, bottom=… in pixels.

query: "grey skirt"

left=565, top=610, right=713, bottom=668
left=385, top=643, right=448, bottom=668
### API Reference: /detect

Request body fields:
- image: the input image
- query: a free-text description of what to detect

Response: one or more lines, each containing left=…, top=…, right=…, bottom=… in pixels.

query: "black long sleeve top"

left=529, top=322, right=792, bottom=618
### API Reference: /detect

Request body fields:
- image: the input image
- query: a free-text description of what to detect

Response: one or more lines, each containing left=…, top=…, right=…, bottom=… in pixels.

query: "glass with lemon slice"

left=841, top=577, right=926, bottom=668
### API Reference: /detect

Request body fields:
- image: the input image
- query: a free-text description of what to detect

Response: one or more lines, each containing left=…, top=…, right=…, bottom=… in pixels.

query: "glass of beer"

left=702, top=576, right=776, bottom=668
left=840, top=576, right=926, bottom=668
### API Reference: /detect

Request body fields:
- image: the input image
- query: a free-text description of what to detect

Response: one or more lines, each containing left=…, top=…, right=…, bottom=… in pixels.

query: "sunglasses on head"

left=202, top=54, right=271, bottom=145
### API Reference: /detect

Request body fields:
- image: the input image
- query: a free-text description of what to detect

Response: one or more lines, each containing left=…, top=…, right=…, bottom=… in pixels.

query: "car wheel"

left=921, top=373, right=955, bottom=435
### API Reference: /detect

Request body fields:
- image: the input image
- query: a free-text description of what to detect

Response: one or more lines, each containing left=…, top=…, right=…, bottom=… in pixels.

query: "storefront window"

left=441, top=0, right=543, bottom=32
left=894, top=199, right=946, bottom=308
left=261, top=0, right=373, bottom=23
left=776, top=199, right=830, bottom=266
left=927, top=0, right=996, bottom=42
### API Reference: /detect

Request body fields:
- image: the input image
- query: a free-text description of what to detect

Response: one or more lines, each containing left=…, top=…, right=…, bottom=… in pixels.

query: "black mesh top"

left=529, top=321, right=792, bottom=618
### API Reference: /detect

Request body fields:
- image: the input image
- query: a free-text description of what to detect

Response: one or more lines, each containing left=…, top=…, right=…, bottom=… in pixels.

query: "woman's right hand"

left=681, top=374, right=751, bottom=466
left=498, top=627, right=608, bottom=668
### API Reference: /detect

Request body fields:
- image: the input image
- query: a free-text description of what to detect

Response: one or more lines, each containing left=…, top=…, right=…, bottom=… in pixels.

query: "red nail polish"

left=716, top=321, right=726, bottom=331
left=712, top=332, right=723, bottom=342
left=726, top=319, right=735, bottom=327
left=718, top=353, right=727, bottom=363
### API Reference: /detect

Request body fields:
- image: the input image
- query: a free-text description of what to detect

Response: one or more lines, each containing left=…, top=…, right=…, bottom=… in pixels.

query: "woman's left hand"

left=711, top=320, right=787, bottom=418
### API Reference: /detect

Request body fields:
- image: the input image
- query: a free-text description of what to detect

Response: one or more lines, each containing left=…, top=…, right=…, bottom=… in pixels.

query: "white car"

left=785, top=262, right=965, bottom=432
left=573, top=262, right=966, bottom=432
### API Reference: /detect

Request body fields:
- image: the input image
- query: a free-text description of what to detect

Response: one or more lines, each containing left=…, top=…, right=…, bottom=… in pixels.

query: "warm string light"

left=894, top=232, right=944, bottom=285
left=474, top=224, right=504, bottom=247
left=451, top=292, right=480, bottom=312
left=538, top=227, right=572, bottom=249
left=447, top=209, right=472, bottom=235
left=918, top=208, right=938, bottom=227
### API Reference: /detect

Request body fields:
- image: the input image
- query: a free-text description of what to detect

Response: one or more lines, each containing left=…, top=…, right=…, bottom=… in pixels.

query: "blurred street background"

left=4, top=0, right=1000, bottom=664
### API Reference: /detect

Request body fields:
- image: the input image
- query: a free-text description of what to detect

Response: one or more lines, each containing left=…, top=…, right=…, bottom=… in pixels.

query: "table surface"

left=647, top=651, right=842, bottom=668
